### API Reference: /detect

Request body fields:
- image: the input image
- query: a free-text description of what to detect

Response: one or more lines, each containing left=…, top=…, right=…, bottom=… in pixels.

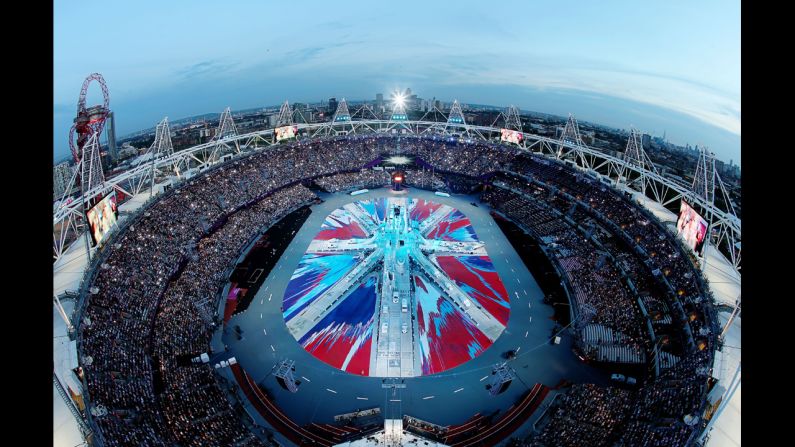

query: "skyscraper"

left=106, top=111, right=118, bottom=163
left=328, top=97, right=338, bottom=115
left=642, top=133, right=651, bottom=149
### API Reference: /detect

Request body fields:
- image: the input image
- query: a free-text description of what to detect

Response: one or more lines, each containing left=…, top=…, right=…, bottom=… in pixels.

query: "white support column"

left=720, top=295, right=740, bottom=342
left=54, top=294, right=75, bottom=334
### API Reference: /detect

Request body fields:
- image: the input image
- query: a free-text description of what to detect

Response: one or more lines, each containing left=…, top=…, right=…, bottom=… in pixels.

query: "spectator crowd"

left=77, top=134, right=716, bottom=447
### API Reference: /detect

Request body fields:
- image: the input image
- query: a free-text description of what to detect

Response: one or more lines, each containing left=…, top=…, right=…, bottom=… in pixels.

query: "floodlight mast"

left=389, top=91, right=410, bottom=128
left=505, top=105, right=522, bottom=132
left=392, top=91, right=406, bottom=109
left=446, top=100, right=466, bottom=125
left=149, top=117, right=175, bottom=196
left=691, top=146, right=729, bottom=271
left=79, top=131, right=104, bottom=258
left=205, top=107, right=238, bottom=163
left=333, top=98, right=352, bottom=123
left=277, top=100, right=294, bottom=127
left=556, top=114, right=587, bottom=167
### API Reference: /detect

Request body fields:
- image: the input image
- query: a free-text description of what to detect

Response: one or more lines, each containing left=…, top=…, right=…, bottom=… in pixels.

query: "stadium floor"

left=218, top=186, right=611, bottom=427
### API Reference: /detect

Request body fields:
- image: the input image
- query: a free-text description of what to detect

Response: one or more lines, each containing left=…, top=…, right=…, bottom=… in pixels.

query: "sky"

left=54, top=0, right=740, bottom=165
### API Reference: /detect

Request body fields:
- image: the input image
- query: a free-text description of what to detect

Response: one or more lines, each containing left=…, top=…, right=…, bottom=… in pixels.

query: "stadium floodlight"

left=392, top=91, right=406, bottom=109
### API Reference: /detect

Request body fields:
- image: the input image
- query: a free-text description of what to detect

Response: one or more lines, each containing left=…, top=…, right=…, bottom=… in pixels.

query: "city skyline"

left=54, top=0, right=740, bottom=164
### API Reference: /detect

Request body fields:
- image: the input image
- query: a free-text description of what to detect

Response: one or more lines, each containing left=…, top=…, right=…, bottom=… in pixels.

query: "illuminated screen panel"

left=500, top=128, right=523, bottom=144
left=275, top=125, right=298, bottom=141
left=86, top=192, right=118, bottom=247
left=676, top=200, right=708, bottom=254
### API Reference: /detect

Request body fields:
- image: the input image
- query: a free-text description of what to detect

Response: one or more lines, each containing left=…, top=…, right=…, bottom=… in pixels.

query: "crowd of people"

left=509, top=154, right=719, bottom=346
left=482, top=184, right=647, bottom=348
left=76, top=134, right=717, bottom=446
left=79, top=135, right=384, bottom=446
left=402, top=169, right=447, bottom=191
left=528, top=348, right=710, bottom=446
left=153, top=185, right=316, bottom=446
left=407, top=136, right=517, bottom=176
left=532, top=384, right=634, bottom=446
left=618, top=350, right=711, bottom=446
left=313, top=170, right=392, bottom=192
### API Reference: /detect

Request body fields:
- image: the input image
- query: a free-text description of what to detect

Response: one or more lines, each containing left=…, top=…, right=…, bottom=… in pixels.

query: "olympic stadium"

left=53, top=90, right=741, bottom=447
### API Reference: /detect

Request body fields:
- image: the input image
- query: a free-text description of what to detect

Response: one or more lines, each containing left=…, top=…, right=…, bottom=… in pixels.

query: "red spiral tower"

left=68, top=73, right=110, bottom=163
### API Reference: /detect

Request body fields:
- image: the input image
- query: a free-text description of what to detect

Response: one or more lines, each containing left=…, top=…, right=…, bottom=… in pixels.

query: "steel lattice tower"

left=147, top=118, right=178, bottom=195
left=618, top=127, right=657, bottom=194
left=556, top=114, right=586, bottom=161
left=204, top=108, right=238, bottom=162
left=277, top=100, right=294, bottom=127
left=505, top=105, right=522, bottom=131
left=390, top=97, right=408, bottom=122
left=152, top=117, right=174, bottom=158
left=623, top=128, right=648, bottom=169
left=216, top=107, right=238, bottom=140
left=693, top=146, right=716, bottom=206
left=333, top=98, right=352, bottom=122
left=80, top=132, right=105, bottom=194
left=447, top=100, right=466, bottom=125
left=560, top=114, right=584, bottom=146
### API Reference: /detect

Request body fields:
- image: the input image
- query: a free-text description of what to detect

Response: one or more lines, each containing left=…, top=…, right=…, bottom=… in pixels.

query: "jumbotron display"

left=677, top=200, right=708, bottom=254
left=500, top=128, right=523, bottom=144
left=275, top=125, right=298, bottom=141
left=284, top=198, right=509, bottom=376
left=86, top=191, right=117, bottom=246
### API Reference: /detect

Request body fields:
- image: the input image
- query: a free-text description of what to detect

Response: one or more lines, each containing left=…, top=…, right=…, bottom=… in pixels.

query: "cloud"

left=384, top=52, right=742, bottom=137
left=177, top=60, right=239, bottom=80
left=283, top=46, right=326, bottom=62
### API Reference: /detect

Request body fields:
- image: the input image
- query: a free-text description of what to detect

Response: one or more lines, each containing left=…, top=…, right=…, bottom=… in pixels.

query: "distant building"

left=53, top=162, right=75, bottom=198
left=642, top=133, right=651, bottom=149
left=409, top=94, right=419, bottom=111
left=328, top=97, right=338, bottom=115
left=199, top=127, right=216, bottom=139
left=106, top=111, right=118, bottom=162
left=376, top=93, right=384, bottom=113
left=268, top=114, right=279, bottom=128
left=118, top=142, right=139, bottom=160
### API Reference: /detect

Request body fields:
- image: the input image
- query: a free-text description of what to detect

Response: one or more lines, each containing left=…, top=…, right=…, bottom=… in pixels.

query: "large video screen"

left=676, top=200, right=708, bottom=254
left=500, top=128, right=523, bottom=144
left=275, top=125, right=298, bottom=141
left=86, top=191, right=118, bottom=247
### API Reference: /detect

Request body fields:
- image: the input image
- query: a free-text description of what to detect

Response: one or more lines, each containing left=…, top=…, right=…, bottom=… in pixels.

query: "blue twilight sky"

left=54, top=0, right=740, bottom=165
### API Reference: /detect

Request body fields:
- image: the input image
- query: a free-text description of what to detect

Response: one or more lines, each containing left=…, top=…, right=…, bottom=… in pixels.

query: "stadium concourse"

left=54, top=133, right=732, bottom=447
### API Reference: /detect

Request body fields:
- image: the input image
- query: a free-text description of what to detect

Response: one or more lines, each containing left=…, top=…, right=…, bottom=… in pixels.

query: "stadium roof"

left=706, top=314, right=740, bottom=446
